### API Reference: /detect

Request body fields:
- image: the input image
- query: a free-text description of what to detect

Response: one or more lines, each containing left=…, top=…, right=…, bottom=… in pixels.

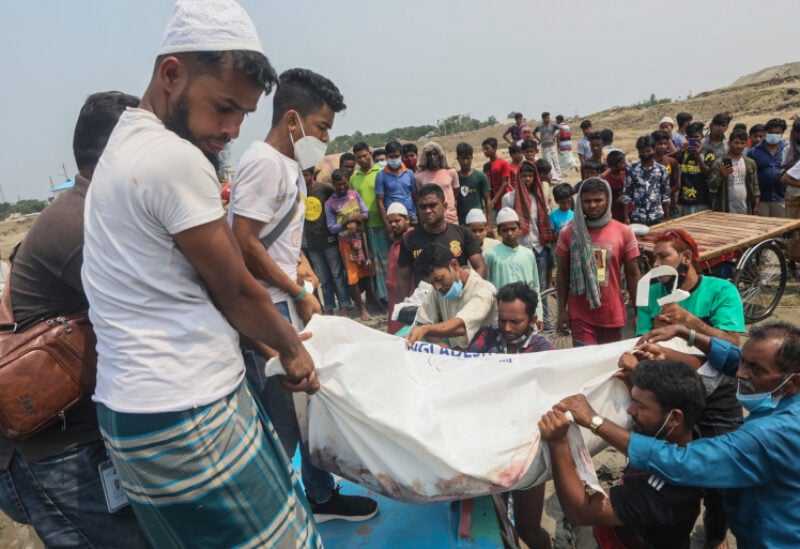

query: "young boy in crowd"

left=577, top=119, right=593, bottom=169
left=550, top=183, right=575, bottom=236
left=652, top=130, right=681, bottom=217
left=483, top=137, right=512, bottom=216
left=583, top=160, right=603, bottom=179
left=622, top=135, right=670, bottom=225
left=484, top=208, right=543, bottom=318
left=521, top=139, right=539, bottom=164
left=324, top=169, right=373, bottom=321
left=513, top=162, right=555, bottom=292
left=601, top=150, right=629, bottom=223
left=747, top=123, right=766, bottom=153
left=535, top=158, right=556, bottom=212
left=386, top=202, right=414, bottom=334
left=582, top=132, right=605, bottom=179
left=509, top=143, right=524, bottom=184
left=455, top=142, right=492, bottom=225
left=534, top=112, right=562, bottom=182
left=402, top=143, right=418, bottom=172
left=674, top=111, right=693, bottom=148
left=465, top=208, right=500, bottom=252
left=677, top=121, right=712, bottom=215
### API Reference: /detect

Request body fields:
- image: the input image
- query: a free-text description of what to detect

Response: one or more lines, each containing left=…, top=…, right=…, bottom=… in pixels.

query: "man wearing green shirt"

left=484, top=208, right=542, bottom=319
left=455, top=142, right=492, bottom=225
left=351, top=141, right=389, bottom=301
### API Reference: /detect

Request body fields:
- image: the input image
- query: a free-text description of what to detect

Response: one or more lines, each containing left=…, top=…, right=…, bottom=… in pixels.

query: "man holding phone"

left=708, top=128, right=760, bottom=214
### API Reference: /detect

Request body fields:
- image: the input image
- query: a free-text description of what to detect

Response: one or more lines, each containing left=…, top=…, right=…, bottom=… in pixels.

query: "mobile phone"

left=723, top=158, right=733, bottom=168
left=688, top=138, right=699, bottom=148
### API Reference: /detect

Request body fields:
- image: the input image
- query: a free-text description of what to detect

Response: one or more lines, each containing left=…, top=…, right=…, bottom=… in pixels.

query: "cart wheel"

left=539, top=288, right=573, bottom=349
left=733, top=240, right=787, bottom=323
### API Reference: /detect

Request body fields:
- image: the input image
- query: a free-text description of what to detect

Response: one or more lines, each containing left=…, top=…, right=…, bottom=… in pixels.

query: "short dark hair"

left=482, top=137, right=498, bottom=148
left=580, top=177, right=609, bottom=197
left=541, top=111, right=550, bottom=119
left=733, top=123, right=747, bottom=132
left=514, top=112, right=523, bottom=119
left=676, top=112, right=693, bottom=127
left=73, top=91, right=139, bottom=172
left=711, top=112, right=732, bottom=127
left=519, top=161, right=537, bottom=174
left=402, top=143, right=418, bottom=155
left=630, top=360, right=707, bottom=428
left=580, top=119, right=592, bottom=129
left=584, top=160, right=604, bottom=174
left=456, top=142, right=473, bottom=157
left=749, top=123, right=765, bottom=136
left=509, top=144, right=522, bottom=155
left=600, top=128, right=614, bottom=144
left=636, top=135, right=656, bottom=151
left=331, top=168, right=349, bottom=182
left=352, top=141, right=370, bottom=154
left=339, top=152, right=355, bottom=166
left=372, top=148, right=386, bottom=160
left=521, top=139, right=539, bottom=151
left=415, top=243, right=454, bottom=279
left=271, top=68, right=345, bottom=127
left=686, top=121, right=705, bottom=137
left=606, top=150, right=626, bottom=167
left=748, top=321, right=800, bottom=374
left=651, top=130, right=671, bottom=142
left=385, top=141, right=402, bottom=155
left=765, top=118, right=788, bottom=132
left=155, top=50, right=278, bottom=94
left=553, top=182, right=574, bottom=201
left=535, top=158, right=551, bottom=174
left=589, top=131, right=604, bottom=142
left=417, top=183, right=445, bottom=203
left=497, top=282, right=539, bottom=317
left=555, top=114, right=564, bottom=124
left=729, top=128, right=748, bottom=142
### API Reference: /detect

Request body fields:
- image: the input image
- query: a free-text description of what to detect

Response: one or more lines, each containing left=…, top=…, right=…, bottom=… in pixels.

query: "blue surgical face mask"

left=387, top=157, right=403, bottom=170
left=377, top=160, right=387, bottom=168
left=442, top=268, right=464, bottom=300
left=736, top=374, right=795, bottom=413
left=764, top=133, right=782, bottom=145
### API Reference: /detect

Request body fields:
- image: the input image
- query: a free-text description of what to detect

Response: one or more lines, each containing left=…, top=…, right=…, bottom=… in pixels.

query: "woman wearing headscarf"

left=414, top=141, right=460, bottom=224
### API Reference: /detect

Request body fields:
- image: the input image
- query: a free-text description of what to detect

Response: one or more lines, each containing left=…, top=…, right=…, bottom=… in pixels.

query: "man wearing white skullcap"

left=82, top=1, right=322, bottom=546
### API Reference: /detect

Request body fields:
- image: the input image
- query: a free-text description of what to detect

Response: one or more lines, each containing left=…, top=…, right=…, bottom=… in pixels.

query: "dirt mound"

left=731, top=61, right=800, bottom=87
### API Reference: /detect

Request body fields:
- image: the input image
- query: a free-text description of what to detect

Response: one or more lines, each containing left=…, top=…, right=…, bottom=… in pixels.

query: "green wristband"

left=688, top=329, right=697, bottom=347
left=292, top=286, right=307, bottom=301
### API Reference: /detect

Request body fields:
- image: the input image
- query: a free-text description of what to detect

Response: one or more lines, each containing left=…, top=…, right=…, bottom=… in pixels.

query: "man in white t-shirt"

left=81, top=1, right=321, bottom=546
left=229, top=68, right=378, bottom=523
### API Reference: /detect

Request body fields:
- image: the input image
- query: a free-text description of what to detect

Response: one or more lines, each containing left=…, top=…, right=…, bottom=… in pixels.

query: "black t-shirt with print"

left=304, top=182, right=336, bottom=251
left=677, top=152, right=710, bottom=206
left=398, top=224, right=481, bottom=282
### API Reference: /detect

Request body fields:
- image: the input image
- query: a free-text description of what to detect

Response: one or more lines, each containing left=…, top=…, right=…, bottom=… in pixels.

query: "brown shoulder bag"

left=0, top=263, right=97, bottom=439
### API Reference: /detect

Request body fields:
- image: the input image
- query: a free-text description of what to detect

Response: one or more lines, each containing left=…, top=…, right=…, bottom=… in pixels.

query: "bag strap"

left=259, top=191, right=300, bottom=250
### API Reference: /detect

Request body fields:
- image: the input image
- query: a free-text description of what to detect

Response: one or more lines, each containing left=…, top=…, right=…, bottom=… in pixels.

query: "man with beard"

left=542, top=361, right=705, bottom=549
left=556, top=178, right=641, bottom=346
left=0, top=92, right=147, bottom=548
left=467, top=282, right=552, bottom=548
left=416, top=141, right=461, bottom=224
left=81, top=1, right=321, bottom=546
left=228, top=69, right=378, bottom=523
left=395, top=184, right=485, bottom=306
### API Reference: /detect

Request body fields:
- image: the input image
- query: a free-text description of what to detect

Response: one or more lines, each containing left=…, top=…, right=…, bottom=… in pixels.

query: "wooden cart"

left=637, top=211, right=800, bottom=323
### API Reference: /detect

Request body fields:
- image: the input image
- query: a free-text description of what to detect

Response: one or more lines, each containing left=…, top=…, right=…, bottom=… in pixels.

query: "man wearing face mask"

left=406, top=242, right=496, bottom=349
left=544, top=360, right=706, bottom=549
left=615, top=321, right=800, bottom=548
left=748, top=118, right=788, bottom=217
left=229, top=68, right=379, bottom=523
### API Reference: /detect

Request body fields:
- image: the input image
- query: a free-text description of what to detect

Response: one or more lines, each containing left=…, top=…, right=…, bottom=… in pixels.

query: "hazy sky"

left=1, top=0, right=798, bottom=201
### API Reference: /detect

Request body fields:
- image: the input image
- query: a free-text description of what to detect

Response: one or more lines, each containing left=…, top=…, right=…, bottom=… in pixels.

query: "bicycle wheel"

left=733, top=240, right=787, bottom=323
left=539, top=288, right=573, bottom=349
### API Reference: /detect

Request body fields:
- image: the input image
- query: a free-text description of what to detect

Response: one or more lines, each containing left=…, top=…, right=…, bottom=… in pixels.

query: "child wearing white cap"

left=465, top=208, right=500, bottom=252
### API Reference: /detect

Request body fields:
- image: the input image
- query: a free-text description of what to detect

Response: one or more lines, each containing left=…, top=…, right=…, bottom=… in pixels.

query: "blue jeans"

left=0, top=442, right=148, bottom=548
left=306, top=245, right=352, bottom=311
left=242, top=300, right=335, bottom=503
left=533, top=246, right=551, bottom=319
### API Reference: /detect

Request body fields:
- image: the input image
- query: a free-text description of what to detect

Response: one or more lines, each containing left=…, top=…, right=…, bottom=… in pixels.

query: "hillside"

left=731, top=61, right=800, bottom=86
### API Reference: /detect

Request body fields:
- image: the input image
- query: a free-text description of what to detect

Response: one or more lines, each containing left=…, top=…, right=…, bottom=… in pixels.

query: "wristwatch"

left=589, top=415, right=605, bottom=433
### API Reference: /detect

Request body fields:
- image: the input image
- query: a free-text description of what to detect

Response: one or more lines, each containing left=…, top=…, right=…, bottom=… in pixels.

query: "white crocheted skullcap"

left=386, top=202, right=409, bottom=217
left=465, top=209, right=487, bottom=224
left=158, top=0, right=264, bottom=55
left=496, top=207, right=519, bottom=225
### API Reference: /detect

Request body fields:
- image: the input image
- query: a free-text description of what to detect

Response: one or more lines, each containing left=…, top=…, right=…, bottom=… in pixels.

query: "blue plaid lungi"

left=97, top=383, right=321, bottom=549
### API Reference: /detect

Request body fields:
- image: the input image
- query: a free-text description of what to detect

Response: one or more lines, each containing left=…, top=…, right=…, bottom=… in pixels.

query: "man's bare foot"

left=359, top=309, right=372, bottom=321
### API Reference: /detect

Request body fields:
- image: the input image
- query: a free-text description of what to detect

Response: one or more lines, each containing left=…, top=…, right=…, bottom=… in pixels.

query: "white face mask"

left=290, top=115, right=327, bottom=170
